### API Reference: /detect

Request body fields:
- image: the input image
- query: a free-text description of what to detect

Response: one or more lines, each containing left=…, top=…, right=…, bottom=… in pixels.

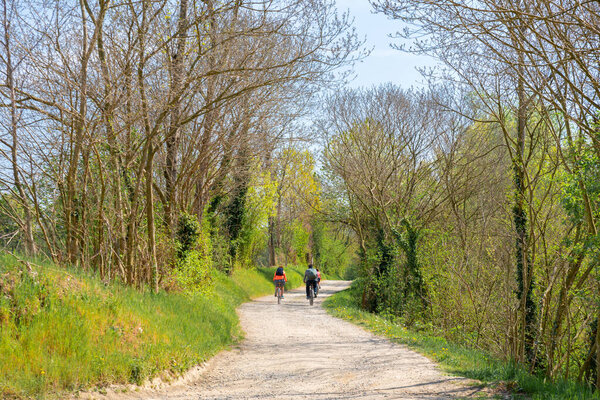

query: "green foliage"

left=560, top=140, right=600, bottom=237
left=324, top=284, right=600, bottom=400
left=392, top=219, right=427, bottom=309
left=274, top=148, right=321, bottom=212
left=173, top=214, right=213, bottom=294
left=312, top=218, right=356, bottom=278
left=174, top=250, right=213, bottom=296
left=352, top=221, right=428, bottom=325
left=176, top=213, right=201, bottom=258
left=286, top=219, right=309, bottom=260
left=355, top=235, right=385, bottom=312
left=0, top=253, right=308, bottom=399
left=209, top=229, right=233, bottom=272
left=234, top=163, right=277, bottom=267
left=207, top=158, right=280, bottom=270
left=224, top=177, right=248, bottom=265
left=272, top=147, right=322, bottom=264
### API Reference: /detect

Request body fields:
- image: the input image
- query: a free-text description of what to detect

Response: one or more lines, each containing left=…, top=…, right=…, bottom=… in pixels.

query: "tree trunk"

left=164, top=0, right=189, bottom=233
left=2, top=0, right=36, bottom=256
left=96, top=8, right=127, bottom=278
left=514, top=59, right=536, bottom=367
left=65, top=0, right=106, bottom=265
left=268, top=216, right=276, bottom=266
left=146, top=141, right=158, bottom=293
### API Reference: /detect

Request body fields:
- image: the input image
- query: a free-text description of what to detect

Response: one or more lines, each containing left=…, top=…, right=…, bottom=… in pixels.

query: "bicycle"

left=307, top=282, right=315, bottom=306
left=275, top=280, right=285, bottom=304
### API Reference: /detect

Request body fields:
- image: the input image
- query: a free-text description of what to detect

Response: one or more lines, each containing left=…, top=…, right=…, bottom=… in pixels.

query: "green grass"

left=0, top=255, right=311, bottom=399
left=323, top=283, right=600, bottom=400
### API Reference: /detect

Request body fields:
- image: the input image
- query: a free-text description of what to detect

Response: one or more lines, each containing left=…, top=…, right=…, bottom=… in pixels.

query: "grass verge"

left=323, top=282, right=599, bottom=400
left=0, top=254, right=310, bottom=399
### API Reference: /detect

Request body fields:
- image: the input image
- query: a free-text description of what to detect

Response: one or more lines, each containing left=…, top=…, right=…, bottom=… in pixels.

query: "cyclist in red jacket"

left=316, top=268, right=322, bottom=291
left=273, top=266, right=287, bottom=298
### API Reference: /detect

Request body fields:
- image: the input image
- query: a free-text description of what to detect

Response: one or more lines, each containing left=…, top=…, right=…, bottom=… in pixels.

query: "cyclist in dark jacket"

left=304, top=264, right=318, bottom=299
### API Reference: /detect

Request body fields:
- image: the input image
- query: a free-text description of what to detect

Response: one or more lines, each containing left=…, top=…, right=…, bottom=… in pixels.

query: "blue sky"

left=336, top=0, right=436, bottom=89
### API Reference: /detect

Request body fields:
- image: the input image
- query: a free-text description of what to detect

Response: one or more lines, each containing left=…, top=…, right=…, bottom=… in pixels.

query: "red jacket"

left=273, top=271, right=287, bottom=282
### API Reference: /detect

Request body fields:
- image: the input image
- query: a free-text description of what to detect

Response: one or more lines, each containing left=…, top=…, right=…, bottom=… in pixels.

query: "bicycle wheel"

left=277, top=287, right=282, bottom=304
left=309, top=285, right=314, bottom=306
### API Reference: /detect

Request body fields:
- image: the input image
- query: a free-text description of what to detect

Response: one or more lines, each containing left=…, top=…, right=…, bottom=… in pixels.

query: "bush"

left=174, top=213, right=214, bottom=294
left=175, top=250, right=212, bottom=296
left=176, top=213, right=201, bottom=258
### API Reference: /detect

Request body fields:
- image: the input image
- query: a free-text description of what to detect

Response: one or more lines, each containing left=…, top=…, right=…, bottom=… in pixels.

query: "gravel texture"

left=83, top=280, right=490, bottom=400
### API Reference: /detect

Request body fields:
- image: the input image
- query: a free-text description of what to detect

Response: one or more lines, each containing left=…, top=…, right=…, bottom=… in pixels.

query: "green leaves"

left=176, top=213, right=202, bottom=258
left=175, top=213, right=214, bottom=295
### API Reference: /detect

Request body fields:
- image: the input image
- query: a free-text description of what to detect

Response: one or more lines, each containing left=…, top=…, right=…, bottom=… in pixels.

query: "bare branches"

left=0, top=0, right=362, bottom=286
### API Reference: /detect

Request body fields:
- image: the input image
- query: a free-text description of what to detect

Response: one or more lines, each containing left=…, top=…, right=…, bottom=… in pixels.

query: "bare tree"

left=0, top=0, right=36, bottom=256
left=0, top=0, right=363, bottom=289
left=373, top=0, right=600, bottom=381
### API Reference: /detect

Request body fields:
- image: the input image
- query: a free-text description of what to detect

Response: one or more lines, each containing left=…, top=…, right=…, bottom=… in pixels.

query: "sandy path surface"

left=92, top=280, right=488, bottom=400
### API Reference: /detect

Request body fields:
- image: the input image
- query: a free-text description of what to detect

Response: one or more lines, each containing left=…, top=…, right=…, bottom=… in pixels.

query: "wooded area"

left=0, top=0, right=360, bottom=290
left=317, top=0, right=600, bottom=389
left=2, top=0, right=600, bottom=394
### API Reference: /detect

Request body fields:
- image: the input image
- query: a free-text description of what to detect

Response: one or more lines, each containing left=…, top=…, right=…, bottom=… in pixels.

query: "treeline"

left=0, top=0, right=360, bottom=290
left=319, top=0, right=600, bottom=390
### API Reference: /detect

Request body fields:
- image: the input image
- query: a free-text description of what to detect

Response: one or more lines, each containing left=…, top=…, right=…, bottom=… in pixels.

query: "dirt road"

left=94, top=280, right=488, bottom=400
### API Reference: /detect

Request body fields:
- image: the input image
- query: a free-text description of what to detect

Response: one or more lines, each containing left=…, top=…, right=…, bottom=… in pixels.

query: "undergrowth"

left=323, top=283, right=600, bottom=400
left=0, top=254, right=311, bottom=399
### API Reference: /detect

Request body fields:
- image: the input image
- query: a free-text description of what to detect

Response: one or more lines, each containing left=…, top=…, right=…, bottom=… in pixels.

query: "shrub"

left=175, top=250, right=213, bottom=296
left=176, top=213, right=201, bottom=258
left=174, top=213, right=214, bottom=294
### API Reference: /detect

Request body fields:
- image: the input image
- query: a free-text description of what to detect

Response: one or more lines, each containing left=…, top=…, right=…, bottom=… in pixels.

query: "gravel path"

left=90, top=280, right=489, bottom=400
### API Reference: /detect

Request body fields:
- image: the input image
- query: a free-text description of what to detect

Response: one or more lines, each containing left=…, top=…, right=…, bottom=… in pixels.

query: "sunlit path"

left=94, top=280, right=487, bottom=400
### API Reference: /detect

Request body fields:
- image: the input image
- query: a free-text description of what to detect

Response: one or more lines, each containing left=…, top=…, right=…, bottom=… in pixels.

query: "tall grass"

left=323, top=283, right=600, bottom=400
left=0, top=254, right=309, bottom=399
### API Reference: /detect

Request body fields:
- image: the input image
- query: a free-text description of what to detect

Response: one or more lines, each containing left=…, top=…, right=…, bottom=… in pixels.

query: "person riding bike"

left=304, top=264, right=318, bottom=299
left=273, top=266, right=287, bottom=298
left=316, top=268, right=322, bottom=292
